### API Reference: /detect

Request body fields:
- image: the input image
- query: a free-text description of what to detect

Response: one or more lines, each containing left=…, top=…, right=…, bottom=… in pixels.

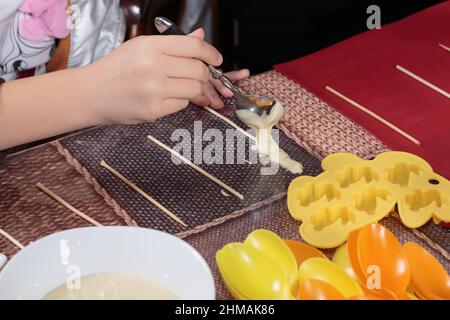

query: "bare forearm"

left=0, top=67, right=101, bottom=150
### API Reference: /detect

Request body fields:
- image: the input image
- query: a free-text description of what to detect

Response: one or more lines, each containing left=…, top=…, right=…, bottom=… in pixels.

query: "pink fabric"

left=19, top=0, right=69, bottom=41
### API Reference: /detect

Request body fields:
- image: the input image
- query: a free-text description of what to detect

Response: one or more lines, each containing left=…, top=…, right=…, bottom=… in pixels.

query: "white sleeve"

left=0, top=0, right=23, bottom=21
left=67, top=0, right=125, bottom=68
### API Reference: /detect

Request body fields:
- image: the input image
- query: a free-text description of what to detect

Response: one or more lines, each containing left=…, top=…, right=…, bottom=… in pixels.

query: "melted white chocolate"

left=236, top=101, right=303, bottom=174
left=44, top=272, right=179, bottom=300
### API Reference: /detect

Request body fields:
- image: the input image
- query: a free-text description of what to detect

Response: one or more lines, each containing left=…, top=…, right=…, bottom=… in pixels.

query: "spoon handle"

left=154, top=17, right=242, bottom=95
left=154, top=16, right=186, bottom=35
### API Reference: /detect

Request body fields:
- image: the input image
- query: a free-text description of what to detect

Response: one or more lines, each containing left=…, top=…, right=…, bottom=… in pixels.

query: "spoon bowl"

left=333, top=243, right=357, bottom=280
left=284, top=239, right=328, bottom=267
left=244, top=230, right=297, bottom=291
left=346, top=229, right=367, bottom=284
left=404, top=242, right=450, bottom=300
left=218, top=268, right=248, bottom=300
left=298, top=257, right=363, bottom=298
left=234, top=92, right=276, bottom=116
left=216, top=243, right=293, bottom=300
left=348, top=295, right=383, bottom=300
left=297, top=279, right=345, bottom=300
left=357, top=224, right=411, bottom=299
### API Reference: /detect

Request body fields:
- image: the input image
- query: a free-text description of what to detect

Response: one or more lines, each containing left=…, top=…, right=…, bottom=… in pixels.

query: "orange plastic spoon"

left=357, top=224, right=411, bottom=299
left=284, top=239, right=328, bottom=267
left=348, top=295, right=382, bottom=300
left=297, top=279, right=345, bottom=300
left=346, top=229, right=366, bottom=284
left=404, top=242, right=450, bottom=300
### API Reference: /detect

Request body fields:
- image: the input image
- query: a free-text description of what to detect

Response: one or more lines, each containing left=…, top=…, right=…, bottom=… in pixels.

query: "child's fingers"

left=164, top=56, right=209, bottom=82
left=212, top=79, right=234, bottom=97
left=188, top=28, right=205, bottom=40
left=163, top=98, right=190, bottom=113
left=158, top=35, right=223, bottom=66
left=164, top=78, right=204, bottom=99
left=190, top=94, right=210, bottom=107
left=202, top=82, right=224, bottom=109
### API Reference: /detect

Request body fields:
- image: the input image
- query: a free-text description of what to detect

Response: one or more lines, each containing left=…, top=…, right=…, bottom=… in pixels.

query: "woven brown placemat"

left=0, top=144, right=127, bottom=257
left=56, top=103, right=323, bottom=236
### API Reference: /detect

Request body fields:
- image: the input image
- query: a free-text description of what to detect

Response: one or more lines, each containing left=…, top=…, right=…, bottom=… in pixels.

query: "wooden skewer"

left=37, top=182, right=103, bottom=227
left=325, top=86, right=421, bottom=146
left=0, top=228, right=24, bottom=250
left=100, top=160, right=188, bottom=227
left=438, top=43, right=450, bottom=53
left=148, top=135, right=245, bottom=200
left=204, top=106, right=256, bottom=141
left=396, top=65, right=450, bottom=99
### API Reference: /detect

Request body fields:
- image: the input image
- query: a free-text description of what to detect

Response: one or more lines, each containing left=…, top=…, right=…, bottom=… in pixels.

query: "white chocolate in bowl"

left=44, top=272, right=179, bottom=300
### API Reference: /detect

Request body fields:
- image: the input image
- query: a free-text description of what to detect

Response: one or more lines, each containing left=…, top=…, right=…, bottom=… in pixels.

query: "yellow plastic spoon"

left=357, top=224, right=411, bottom=300
left=298, top=257, right=364, bottom=298
left=297, top=279, right=345, bottom=300
left=216, top=251, right=249, bottom=300
left=284, top=239, right=328, bottom=267
left=219, top=269, right=248, bottom=300
left=333, top=243, right=357, bottom=280
left=244, top=230, right=298, bottom=291
left=404, top=242, right=450, bottom=300
left=216, top=243, right=293, bottom=300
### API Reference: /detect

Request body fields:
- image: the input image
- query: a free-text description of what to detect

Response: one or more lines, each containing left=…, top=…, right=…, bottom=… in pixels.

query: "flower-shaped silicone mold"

left=288, top=151, right=450, bottom=248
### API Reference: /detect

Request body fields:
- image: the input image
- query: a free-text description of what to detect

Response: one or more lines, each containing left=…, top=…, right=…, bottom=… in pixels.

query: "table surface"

left=0, top=70, right=448, bottom=299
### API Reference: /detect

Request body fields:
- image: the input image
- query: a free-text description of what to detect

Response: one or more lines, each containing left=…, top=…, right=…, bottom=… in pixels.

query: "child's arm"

left=0, top=35, right=222, bottom=150
left=0, top=67, right=98, bottom=149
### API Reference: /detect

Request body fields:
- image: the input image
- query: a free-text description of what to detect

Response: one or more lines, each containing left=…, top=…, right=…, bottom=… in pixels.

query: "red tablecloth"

left=275, top=2, right=450, bottom=179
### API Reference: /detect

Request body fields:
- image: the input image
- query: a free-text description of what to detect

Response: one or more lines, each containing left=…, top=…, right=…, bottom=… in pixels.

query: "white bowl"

left=0, top=226, right=215, bottom=299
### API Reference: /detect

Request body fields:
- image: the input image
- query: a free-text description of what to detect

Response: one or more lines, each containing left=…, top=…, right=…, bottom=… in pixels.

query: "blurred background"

left=124, top=0, right=444, bottom=73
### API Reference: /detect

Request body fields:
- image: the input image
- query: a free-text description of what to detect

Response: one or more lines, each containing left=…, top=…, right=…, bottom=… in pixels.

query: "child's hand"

left=191, top=69, right=250, bottom=109
left=188, top=29, right=250, bottom=109
left=84, top=34, right=223, bottom=124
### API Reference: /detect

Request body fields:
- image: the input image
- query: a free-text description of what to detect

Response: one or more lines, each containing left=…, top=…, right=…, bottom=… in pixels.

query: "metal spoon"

left=154, top=16, right=276, bottom=116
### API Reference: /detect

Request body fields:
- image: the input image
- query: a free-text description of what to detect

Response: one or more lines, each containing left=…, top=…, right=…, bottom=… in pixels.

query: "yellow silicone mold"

left=288, top=151, right=450, bottom=248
